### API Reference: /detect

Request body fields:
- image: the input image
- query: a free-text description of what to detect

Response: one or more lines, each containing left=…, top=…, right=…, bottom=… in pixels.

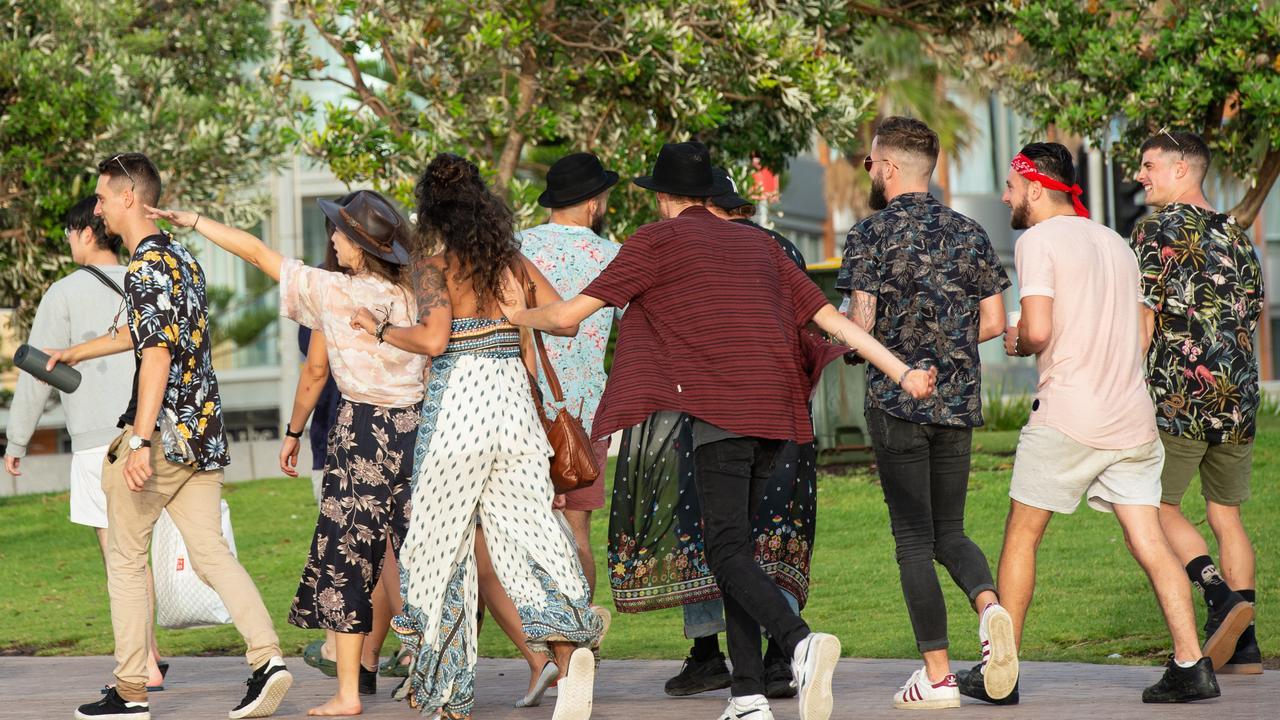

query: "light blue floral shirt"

left=517, top=223, right=622, bottom=434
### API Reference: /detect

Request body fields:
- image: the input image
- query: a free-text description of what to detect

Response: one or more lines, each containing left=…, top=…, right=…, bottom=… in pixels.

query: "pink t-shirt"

left=1014, top=215, right=1155, bottom=450
left=279, top=258, right=426, bottom=407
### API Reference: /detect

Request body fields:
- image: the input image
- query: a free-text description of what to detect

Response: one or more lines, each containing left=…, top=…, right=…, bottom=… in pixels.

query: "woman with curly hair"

left=146, top=191, right=428, bottom=717
left=349, top=153, right=603, bottom=720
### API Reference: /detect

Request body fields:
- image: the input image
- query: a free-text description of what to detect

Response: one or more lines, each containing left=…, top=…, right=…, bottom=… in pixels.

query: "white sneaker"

left=550, top=647, right=595, bottom=720
left=978, top=603, right=1019, bottom=700
left=893, top=667, right=960, bottom=710
left=719, top=695, right=774, bottom=720
left=791, top=632, right=841, bottom=720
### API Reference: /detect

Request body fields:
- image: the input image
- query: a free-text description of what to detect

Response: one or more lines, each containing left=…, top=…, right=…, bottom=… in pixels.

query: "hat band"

left=339, top=207, right=393, bottom=251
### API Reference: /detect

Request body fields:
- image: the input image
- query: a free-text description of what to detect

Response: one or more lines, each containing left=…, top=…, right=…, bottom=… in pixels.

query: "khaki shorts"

left=1158, top=431, right=1253, bottom=506
left=1010, top=424, right=1163, bottom=514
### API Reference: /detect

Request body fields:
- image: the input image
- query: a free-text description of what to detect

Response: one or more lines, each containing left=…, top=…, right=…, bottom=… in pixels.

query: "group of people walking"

left=9, top=114, right=1262, bottom=720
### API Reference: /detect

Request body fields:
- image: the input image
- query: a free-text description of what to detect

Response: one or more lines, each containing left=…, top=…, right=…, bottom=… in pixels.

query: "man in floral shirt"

left=837, top=117, right=1016, bottom=708
left=58, top=153, right=291, bottom=720
left=517, top=151, right=621, bottom=602
left=1132, top=130, right=1263, bottom=674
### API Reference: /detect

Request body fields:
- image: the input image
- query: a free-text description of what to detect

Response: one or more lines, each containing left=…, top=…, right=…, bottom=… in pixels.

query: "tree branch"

left=304, top=7, right=406, bottom=134
left=1228, top=146, right=1280, bottom=227
left=495, top=43, right=539, bottom=192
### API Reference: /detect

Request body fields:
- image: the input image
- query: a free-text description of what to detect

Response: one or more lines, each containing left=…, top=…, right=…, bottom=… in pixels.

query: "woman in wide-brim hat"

left=146, top=190, right=431, bottom=717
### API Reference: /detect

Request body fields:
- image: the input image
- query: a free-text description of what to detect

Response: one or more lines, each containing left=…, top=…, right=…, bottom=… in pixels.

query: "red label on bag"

left=176, top=557, right=185, bottom=571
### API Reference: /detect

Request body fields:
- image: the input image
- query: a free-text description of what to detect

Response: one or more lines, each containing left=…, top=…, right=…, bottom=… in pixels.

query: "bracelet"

left=1014, top=335, right=1023, bottom=356
left=193, top=213, right=201, bottom=232
left=898, top=367, right=913, bottom=386
left=374, top=319, right=390, bottom=344
left=284, top=426, right=303, bottom=439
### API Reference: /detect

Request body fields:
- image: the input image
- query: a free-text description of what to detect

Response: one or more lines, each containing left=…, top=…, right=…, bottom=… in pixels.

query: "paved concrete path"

left=3, top=656, right=1272, bottom=719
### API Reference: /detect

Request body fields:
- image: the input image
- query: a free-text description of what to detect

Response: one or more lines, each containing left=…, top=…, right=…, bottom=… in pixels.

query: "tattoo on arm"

left=851, top=291, right=877, bottom=332
left=411, top=257, right=449, bottom=321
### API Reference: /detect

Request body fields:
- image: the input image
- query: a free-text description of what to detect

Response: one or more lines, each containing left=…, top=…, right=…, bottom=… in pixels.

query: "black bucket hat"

left=633, top=141, right=733, bottom=197
left=316, top=190, right=411, bottom=265
left=538, top=152, right=619, bottom=208
left=711, top=167, right=754, bottom=211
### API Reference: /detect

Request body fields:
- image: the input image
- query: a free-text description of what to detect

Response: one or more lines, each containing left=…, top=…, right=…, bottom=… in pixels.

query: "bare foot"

left=307, top=695, right=362, bottom=716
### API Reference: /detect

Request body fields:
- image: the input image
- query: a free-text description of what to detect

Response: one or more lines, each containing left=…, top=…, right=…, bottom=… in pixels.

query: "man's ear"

left=1173, top=157, right=1189, bottom=181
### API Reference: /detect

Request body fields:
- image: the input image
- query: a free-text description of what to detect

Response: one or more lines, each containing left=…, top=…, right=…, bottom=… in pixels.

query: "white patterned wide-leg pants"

left=393, top=354, right=601, bottom=717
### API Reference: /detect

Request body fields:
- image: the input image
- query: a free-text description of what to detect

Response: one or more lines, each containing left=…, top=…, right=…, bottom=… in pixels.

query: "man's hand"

left=44, top=347, right=77, bottom=370
left=4, top=456, right=20, bottom=477
left=1003, top=324, right=1020, bottom=357
left=901, top=367, right=938, bottom=400
left=552, top=492, right=567, bottom=510
left=279, top=436, right=300, bottom=478
left=123, top=448, right=153, bottom=491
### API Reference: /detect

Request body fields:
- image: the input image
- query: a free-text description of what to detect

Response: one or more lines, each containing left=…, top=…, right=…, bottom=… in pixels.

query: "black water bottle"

left=13, top=344, right=82, bottom=393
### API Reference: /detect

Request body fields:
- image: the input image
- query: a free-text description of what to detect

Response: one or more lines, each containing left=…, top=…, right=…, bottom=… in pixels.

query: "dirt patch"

left=0, top=638, right=77, bottom=656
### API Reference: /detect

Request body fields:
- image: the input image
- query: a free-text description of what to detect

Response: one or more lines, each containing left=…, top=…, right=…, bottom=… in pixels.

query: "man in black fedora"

left=516, top=152, right=620, bottom=629
left=505, top=140, right=939, bottom=720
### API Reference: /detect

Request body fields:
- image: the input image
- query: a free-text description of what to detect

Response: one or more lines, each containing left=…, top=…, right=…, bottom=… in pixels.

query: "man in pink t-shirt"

left=986, top=143, right=1220, bottom=705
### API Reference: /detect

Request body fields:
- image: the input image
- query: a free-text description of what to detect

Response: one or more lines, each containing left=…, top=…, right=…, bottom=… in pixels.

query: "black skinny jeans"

left=866, top=408, right=996, bottom=652
left=694, top=434, right=811, bottom=697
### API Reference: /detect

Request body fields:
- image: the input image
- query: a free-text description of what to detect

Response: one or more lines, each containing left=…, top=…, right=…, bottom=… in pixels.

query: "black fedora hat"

left=538, top=152, right=619, bottom=208
left=316, top=190, right=411, bottom=265
left=633, top=141, right=734, bottom=197
left=711, top=167, right=754, bottom=211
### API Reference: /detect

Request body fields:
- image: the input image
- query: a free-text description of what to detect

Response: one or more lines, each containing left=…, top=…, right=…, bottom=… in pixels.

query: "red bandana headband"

left=1010, top=153, right=1090, bottom=219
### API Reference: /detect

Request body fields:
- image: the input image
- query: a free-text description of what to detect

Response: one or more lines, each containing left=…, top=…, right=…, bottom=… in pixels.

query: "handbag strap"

left=80, top=265, right=125, bottom=298
left=516, top=260, right=566, bottom=404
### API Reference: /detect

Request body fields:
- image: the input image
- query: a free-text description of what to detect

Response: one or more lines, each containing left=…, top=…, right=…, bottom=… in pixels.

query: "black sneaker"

left=956, top=663, right=1019, bottom=705
left=359, top=664, right=377, bottom=695
left=1142, top=657, right=1220, bottom=703
left=229, top=657, right=293, bottom=719
left=664, top=652, right=732, bottom=697
left=1205, top=600, right=1263, bottom=674
left=1201, top=593, right=1254, bottom=670
left=76, top=688, right=150, bottom=719
left=764, top=654, right=797, bottom=698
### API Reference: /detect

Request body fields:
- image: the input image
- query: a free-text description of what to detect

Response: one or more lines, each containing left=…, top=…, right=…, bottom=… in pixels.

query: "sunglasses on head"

left=109, top=154, right=137, bottom=193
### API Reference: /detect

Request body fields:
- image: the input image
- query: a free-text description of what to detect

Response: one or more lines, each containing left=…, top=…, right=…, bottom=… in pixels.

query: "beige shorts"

left=1010, top=424, right=1163, bottom=514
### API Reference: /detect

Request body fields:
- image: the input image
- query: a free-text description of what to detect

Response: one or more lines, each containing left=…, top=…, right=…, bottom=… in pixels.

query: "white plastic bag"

left=151, top=500, right=237, bottom=629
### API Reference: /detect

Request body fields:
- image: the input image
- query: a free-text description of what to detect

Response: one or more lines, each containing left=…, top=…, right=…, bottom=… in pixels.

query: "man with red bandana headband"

left=972, top=142, right=1224, bottom=705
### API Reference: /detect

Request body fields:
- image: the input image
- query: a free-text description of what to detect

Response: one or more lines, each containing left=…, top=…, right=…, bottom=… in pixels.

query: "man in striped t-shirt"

left=506, top=141, right=937, bottom=720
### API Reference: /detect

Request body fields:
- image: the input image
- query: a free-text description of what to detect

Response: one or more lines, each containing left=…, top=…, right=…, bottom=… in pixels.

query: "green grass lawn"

left=1, top=417, right=1275, bottom=667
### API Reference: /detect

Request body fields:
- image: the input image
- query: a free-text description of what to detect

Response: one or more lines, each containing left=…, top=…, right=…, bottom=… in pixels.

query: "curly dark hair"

left=413, top=153, right=519, bottom=313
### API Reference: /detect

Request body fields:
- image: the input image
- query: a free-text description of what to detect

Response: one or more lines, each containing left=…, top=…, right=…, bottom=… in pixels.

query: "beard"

left=591, top=209, right=608, bottom=236
left=869, top=175, right=888, bottom=211
left=1010, top=198, right=1031, bottom=230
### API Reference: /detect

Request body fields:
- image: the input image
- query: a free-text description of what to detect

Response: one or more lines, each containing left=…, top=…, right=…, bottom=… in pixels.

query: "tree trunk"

left=1228, top=146, right=1280, bottom=227
left=495, top=44, right=539, bottom=194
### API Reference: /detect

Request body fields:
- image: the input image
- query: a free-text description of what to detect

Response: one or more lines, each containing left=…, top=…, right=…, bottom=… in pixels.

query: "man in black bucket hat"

left=505, top=140, right=939, bottom=720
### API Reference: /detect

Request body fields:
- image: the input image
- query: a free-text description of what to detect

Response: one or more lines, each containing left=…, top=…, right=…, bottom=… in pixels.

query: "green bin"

left=807, top=261, right=870, bottom=464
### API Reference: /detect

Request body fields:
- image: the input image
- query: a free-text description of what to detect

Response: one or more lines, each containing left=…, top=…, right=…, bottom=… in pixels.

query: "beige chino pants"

left=101, top=426, right=280, bottom=702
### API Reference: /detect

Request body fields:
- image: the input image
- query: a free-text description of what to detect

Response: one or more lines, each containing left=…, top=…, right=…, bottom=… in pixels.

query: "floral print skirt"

left=608, top=411, right=817, bottom=613
left=288, top=398, right=422, bottom=632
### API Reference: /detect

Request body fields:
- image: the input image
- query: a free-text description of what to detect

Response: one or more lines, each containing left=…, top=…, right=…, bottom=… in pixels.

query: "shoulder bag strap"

left=80, top=265, right=126, bottom=298
left=516, top=260, right=566, bottom=404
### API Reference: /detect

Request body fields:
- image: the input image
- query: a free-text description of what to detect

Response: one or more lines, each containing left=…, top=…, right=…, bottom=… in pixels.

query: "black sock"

left=1185, top=555, right=1234, bottom=613
left=1238, top=589, right=1257, bottom=647
left=764, top=636, right=785, bottom=662
left=691, top=634, right=721, bottom=661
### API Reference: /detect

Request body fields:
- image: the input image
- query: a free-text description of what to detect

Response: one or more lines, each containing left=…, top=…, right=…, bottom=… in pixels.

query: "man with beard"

left=836, top=116, right=1017, bottom=710
left=994, top=142, right=1222, bottom=704
left=1131, top=131, right=1262, bottom=674
left=517, top=151, right=621, bottom=601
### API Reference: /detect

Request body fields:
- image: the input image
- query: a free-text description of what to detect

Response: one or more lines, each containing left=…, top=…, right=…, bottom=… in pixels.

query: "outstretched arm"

left=145, top=206, right=285, bottom=281
left=812, top=305, right=936, bottom=399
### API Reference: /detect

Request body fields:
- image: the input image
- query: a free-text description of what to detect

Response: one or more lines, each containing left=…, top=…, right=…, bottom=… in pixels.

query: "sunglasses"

left=864, top=155, right=898, bottom=173
left=109, top=154, right=137, bottom=194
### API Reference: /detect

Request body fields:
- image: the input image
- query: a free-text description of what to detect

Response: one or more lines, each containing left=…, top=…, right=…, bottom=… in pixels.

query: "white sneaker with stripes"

left=978, top=602, right=1019, bottom=700
left=893, top=667, right=960, bottom=710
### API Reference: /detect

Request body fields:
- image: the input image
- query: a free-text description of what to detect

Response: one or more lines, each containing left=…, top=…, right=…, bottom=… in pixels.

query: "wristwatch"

left=127, top=435, right=153, bottom=452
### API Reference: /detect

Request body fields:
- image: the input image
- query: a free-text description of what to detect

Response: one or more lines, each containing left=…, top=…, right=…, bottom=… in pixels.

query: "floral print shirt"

left=121, top=233, right=229, bottom=470
left=1131, top=204, right=1264, bottom=443
left=517, top=224, right=622, bottom=433
left=836, top=192, right=1010, bottom=427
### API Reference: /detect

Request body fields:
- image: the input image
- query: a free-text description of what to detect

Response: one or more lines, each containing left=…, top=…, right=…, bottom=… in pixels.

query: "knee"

left=1204, top=503, right=1246, bottom=536
left=893, top=537, right=935, bottom=566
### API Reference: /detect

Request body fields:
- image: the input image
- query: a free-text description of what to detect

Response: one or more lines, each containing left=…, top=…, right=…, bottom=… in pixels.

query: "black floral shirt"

left=120, top=233, right=230, bottom=470
left=836, top=192, right=1010, bottom=427
left=1131, top=204, right=1264, bottom=443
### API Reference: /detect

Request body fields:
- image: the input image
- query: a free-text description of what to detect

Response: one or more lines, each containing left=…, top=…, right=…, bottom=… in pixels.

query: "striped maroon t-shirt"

left=583, top=206, right=835, bottom=443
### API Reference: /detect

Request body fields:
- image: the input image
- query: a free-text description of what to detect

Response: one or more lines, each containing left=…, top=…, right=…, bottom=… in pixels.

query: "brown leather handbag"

left=518, top=264, right=601, bottom=493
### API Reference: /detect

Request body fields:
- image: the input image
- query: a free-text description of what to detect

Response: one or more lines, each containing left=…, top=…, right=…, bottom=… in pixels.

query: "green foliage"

left=980, top=384, right=1033, bottom=431
left=935, top=0, right=1280, bottom=225
left=271, top=0, right=879, bottom=238
left=0, top=1, right=290, bottom=331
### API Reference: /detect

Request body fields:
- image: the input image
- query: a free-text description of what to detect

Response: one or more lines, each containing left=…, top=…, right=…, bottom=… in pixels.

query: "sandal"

left=302, top=638, right=338, bottom=678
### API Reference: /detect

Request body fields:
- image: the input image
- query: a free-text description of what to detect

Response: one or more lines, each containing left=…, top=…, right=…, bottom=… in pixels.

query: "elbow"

left=551, top=321, right=580, bottom=337
left=1023, top=326, right=1052, bottom=351
left=423, top=338, right=449, bottom=357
